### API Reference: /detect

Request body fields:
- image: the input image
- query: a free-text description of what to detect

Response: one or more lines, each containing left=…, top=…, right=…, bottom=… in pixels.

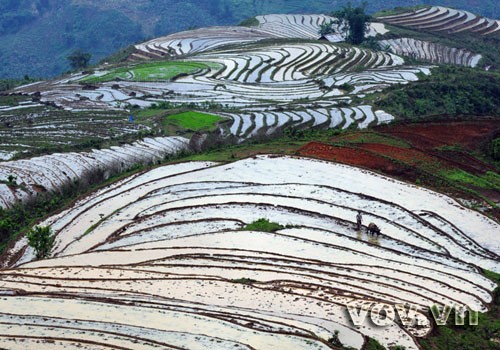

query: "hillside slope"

left=1, top=154, right=498, bottom=350
left=3, top=9, right=499, bottom=162
left=0, top=0, right=499, bottom=79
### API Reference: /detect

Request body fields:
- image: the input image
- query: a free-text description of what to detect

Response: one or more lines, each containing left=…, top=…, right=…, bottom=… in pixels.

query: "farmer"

left=356, top=211, right=362, bottom=231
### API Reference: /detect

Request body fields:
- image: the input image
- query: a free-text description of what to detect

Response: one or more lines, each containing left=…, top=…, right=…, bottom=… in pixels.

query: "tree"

left=318, top=20, right=335, bottom=36
left=333, top=2, right=371, bottom=45
left=26, top=225, right=55, bottom=259
left=67, top=49, right=92, bottom=70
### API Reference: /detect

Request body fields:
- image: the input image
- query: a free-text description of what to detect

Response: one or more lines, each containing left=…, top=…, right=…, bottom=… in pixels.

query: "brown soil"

left=357, top=143, right=440, bottom=167
left=383, top=120, right=498, bottom=151
left=298, top=142, right=419, bottom=180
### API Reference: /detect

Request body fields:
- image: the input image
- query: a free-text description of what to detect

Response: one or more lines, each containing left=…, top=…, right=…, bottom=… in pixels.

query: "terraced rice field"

left=0, top=11, right=450, bottom=155
left=379, top=38, right=482, bottom=67
left=131, top=26, right=279, bottom=60
left=131, top=15, right=389, bottom=60
left=13, top=40, right=431, bottom=141
left=1, top=155, right=498, bottom=349
left=0, top=136, right=188, bottom=209
left=377, top=6, right=500, bottom=36
left=220, top=105, right=396, bottom=139
left=6, top=10, right=498, bottom=151
left=0, top=107, right=150, bottom=159
left=2, top=14, right=425, bottom=147
left=255, top=14, right=388, bottom=41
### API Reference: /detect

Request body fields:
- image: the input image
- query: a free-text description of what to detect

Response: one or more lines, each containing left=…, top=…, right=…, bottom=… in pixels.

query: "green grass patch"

left=80, top=61, right=215, bottom=83
left=419, top=291, right=500, bottom=350
left=164, top=111, right=224, bottom=132
left=242, top=218, right=284, bottom=233
left=339, top=132, right=411, bottom=148
left=440, top=169, right=500, bottom=190
left=484, top=269, right=500, bottom=286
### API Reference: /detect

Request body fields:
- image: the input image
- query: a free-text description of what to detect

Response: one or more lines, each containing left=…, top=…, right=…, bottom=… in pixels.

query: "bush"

left=365, top=337, right=386, bottom=350
left=26, top=226, right=55, bottom=259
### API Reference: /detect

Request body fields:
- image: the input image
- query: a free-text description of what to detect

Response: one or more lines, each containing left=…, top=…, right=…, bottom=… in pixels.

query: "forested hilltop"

left=0, top=0, right=498, bottom=79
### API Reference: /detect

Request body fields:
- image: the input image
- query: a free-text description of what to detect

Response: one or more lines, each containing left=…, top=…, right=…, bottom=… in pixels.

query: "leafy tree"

left=318, top=20, right=335, bottom=36
left=67, top=49, right=92, bottom=70
left=333, top=2, right=371, bottom=45
left=26, top=225, right=55, bottom=259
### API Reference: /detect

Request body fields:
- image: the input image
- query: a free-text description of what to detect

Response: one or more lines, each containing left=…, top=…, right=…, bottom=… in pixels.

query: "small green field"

left=164, top=111, right=224, bottom=132
left=80, top=61, right=219, bottom=83
left=242, top=218, right=284, bottom=232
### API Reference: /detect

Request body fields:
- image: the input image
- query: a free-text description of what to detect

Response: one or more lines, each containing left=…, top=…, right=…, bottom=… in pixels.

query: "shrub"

left=365, top=337, right=386, bottom=350
left=6, top=175, right=17, bottom=186
left=26, top=226, right=55, bottom=259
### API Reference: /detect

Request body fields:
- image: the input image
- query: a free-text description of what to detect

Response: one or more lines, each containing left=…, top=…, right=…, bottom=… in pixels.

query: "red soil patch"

left=298, top=142, right=414, bottom=177
left=383, top=120, right=498, bottom=151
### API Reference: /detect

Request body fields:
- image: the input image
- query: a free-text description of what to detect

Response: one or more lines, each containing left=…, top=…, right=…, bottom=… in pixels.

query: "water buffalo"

left=367, top=223, right=381, bottom=236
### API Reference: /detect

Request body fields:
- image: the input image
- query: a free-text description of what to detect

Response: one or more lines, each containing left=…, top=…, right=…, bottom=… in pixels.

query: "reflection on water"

left=355, top=229, right=381, bottom=246
left=368, top=236, right=380, bottom=246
